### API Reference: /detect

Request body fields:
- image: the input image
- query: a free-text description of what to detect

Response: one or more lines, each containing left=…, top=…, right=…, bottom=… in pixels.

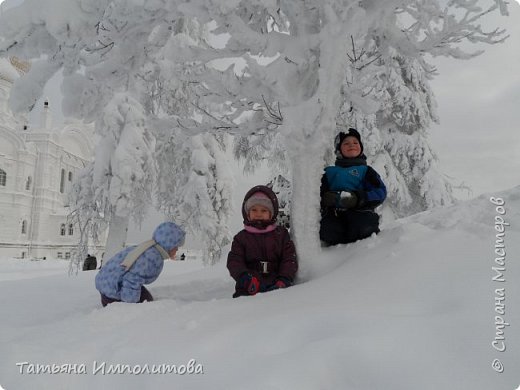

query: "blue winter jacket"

left=95, top=222, right=185, bottom=303
left=321, top=156, right=387, bottom=210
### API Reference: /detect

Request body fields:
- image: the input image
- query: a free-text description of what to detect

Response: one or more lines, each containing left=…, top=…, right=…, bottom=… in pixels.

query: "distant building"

left=0, top=57, right=97, bottom=259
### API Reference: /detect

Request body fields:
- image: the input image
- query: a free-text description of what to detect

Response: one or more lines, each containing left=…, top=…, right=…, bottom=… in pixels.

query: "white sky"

left=429, top=2, right=520, bottom=198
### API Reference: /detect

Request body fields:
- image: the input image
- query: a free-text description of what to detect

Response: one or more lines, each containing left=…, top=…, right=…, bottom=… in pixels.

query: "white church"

left=0, top=56, right=97, bottom=260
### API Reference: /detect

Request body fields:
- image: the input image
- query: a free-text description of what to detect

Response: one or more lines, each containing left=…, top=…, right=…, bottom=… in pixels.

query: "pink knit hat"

left=244, top=191, right=274, bottom=216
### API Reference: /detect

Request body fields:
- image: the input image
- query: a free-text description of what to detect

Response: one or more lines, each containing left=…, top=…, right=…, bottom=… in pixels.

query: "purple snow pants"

left=100, top=286, right=154, bottom=307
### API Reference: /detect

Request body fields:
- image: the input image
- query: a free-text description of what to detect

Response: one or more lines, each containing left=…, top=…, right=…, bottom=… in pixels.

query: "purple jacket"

left=227, top=225, right=298, bottom=292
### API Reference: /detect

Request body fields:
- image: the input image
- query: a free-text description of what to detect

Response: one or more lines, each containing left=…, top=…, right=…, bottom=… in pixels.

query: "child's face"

left=248, top=204, right=272, bottom=221
left=168, top=246, right=178, bottom=260
left=340, top=136, right=361, bottom=158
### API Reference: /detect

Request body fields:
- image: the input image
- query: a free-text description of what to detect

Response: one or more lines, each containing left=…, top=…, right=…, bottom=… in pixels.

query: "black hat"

left=334, top=127, right=364, bottom=158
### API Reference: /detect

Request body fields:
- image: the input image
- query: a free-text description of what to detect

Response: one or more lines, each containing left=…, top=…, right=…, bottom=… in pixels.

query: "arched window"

left=0, top=169, right=6, bottom=186
left=68, top=171, right=73, bottom=182
left=21, top=220, right=27, bottom=234
left=59, top=169, right=65, bottom=193
left=60, top=224, right=66, bottom=236
left=26, top=176, right=32, bottom=191
left=68, top=224, right=74, bottom=236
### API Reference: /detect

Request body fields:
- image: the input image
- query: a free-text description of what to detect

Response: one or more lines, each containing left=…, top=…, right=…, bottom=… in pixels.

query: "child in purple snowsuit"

left=227, top=185, right=298, bottom=298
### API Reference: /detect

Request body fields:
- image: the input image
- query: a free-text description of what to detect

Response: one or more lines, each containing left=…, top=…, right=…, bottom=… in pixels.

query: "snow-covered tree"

left=335, top=42, right=453, bottom=217
left=156, top=131, right=233, bottom=265
left=267, top=173, right=292, bottom=229
left=334, top=1, right=509, bottom=217
left=0, top=0, right=509, bottom=267
left=195, top=0, right=508, bottom=264
left=67, top=164, right=108, bottom=274
left=93, top=93, right=157, bottom=258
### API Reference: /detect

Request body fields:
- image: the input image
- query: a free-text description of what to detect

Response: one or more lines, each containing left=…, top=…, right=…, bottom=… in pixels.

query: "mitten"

left=322, top=191, right=338, bottom=207
left=273, top=280, right=287, bottom=289
left=239, top=273, right=260, bottom=295
left=266, top=277, right=292, bottom=291
left=339, top=191, right=358, bottom=209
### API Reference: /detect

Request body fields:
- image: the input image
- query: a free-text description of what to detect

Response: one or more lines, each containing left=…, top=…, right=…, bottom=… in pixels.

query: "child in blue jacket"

left=320, top=127, right=386, bottom=245
left=95, top=222, right=185, bottom=306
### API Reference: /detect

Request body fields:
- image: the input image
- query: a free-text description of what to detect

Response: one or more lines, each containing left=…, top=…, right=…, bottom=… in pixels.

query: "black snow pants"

left=319, top=209, right=380, bottom=245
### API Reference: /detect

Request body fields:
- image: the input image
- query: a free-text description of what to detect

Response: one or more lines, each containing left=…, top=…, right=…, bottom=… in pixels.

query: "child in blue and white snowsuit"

left=95, top=222, right=185, bottom=306
left=320, top=127, right=387, bottom=245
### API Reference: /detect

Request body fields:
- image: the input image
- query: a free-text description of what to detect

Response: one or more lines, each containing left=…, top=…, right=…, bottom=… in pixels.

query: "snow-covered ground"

left=1, top=187, right=519, bottom=390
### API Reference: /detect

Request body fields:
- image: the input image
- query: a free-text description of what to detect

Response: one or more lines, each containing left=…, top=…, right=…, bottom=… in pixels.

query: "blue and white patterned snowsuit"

left=95, top=222, right=185, bottom=303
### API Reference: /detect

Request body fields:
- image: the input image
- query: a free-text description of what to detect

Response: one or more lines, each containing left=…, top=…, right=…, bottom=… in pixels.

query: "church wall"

left=0, top=144, right=36, bottom=258
left=0, top=128, right=95, bottom=259
left=1, top=59, right=101, bottom=260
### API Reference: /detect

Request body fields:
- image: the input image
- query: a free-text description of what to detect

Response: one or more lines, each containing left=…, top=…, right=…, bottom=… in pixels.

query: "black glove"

left=322, top=191, right=338, bottom=207
left=338, top=191, right=358, bottom=209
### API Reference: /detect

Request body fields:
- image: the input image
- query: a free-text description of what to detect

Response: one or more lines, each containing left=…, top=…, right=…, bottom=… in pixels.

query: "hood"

left=152, top=222, right=185, bottom=251
left=242, top=185, right=279, bottom=228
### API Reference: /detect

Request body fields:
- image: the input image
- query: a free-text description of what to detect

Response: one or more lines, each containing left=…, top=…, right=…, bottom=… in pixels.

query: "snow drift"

left=1, top=186, right=519, bottom=390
